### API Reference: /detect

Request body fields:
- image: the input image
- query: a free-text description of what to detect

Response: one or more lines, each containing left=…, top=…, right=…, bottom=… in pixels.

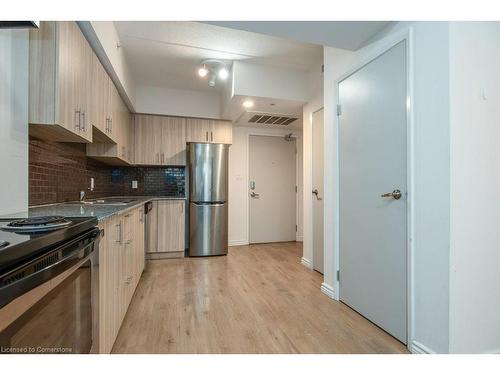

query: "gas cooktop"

left=0, top=216, right=98, bottom=273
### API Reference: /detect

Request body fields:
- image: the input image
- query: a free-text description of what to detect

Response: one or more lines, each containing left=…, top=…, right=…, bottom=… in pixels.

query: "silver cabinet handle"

left=105, top=118, right=108, bottom=132
left=75, top=110, right=81, bottom=131
left=80, top=112, right=86, bottom=132
left=161, top=153, right=165, bottom=164
left=211, top=131, right=213, bottom=142
left=115, top=222, right=122, bottom=243
left=381, top=189, right=402, bottom=200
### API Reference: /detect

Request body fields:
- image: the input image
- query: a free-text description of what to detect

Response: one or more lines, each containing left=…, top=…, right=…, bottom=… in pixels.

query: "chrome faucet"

left=79, top=190, right=86, bottom=202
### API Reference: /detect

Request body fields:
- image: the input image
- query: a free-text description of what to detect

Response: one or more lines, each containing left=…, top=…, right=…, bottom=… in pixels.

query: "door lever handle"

left=250, top=192, right=260, bottom=199
left=312, top=189, right=323, bottom=200
left=381, top=189, right=402, bottom=200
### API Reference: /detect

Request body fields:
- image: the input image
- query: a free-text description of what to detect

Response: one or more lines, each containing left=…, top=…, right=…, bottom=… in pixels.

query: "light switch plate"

left=132, top=180, right=138, bottom=189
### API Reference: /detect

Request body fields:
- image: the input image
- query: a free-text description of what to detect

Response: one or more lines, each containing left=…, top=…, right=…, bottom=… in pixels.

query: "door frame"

left=246, top=132, right=300, bottom=244
left=334, top=27, right=415, bottom=349
left=311, top=107, right=325, bottom=272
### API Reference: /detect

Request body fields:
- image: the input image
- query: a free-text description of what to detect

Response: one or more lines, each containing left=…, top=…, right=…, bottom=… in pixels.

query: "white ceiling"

left=114, top=21, right=323, bottom=92
left=204, top=21, right=392, bottom=51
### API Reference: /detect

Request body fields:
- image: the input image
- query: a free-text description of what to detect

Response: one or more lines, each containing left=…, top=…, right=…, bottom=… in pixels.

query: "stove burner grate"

left=2, top=216, right=73, bottom=233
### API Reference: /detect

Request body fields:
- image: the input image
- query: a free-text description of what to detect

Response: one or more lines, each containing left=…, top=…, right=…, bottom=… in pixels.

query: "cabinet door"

left=99, top=215, right=122, bottom=353
left=160, top=116, right=186, bottom=165
left=186, top=118, right=211, bottom=143
left=134, top=207, right=145, bottom=281
left=156, top=201, right=185, bottom=253
left=107, top=80, right=120, bottom=142
left=146, top=200, right=158, bottom=253
left=134, top=115, right=162, bottom=165
left=211, top=120, right=232, bottom=144
left=76, top=24, right=92, bottom=142
left=57, top=22, right=80, bottom=135
left=89, top=53, right=107, bottom=134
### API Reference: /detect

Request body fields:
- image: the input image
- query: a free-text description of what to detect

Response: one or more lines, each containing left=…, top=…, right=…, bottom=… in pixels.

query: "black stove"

left=2, top=215, right=73, bottom=233
left=0, top=216, right=98, bottom=274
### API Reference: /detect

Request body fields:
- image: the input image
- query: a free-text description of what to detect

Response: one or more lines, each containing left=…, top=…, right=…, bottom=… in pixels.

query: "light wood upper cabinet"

left=186, top=118, right=212, bottom=143
left=29, top=21, right=93, bottom=143
left=186, top=118, right=232, bottom=144
left=87, top=83, right=134, bottom=165
left=89, top=52, right=114, bottom=142
left=212, top=120, right=233, bottom=144
left=134, top=115, right=186, bottom=165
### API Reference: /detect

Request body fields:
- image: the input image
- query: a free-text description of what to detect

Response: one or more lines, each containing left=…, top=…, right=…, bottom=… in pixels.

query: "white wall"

left=228, top=126, right=303, bottom=246
left=232, top=61, right=310, bottom=102
left=449, top=22, right=500, bottom=354
left=322, top=22, right=452, bottom=353
left=135, top=85, right=221, bottom=119
left=0, top=29, right=29, bottom=215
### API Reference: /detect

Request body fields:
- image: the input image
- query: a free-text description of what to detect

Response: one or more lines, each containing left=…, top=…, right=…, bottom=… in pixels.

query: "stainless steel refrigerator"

left=187, top=142, right=229, bottom=256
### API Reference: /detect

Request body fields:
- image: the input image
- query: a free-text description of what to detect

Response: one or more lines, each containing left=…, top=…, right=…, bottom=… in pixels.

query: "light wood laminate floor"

left=112, top=242, right=408, bottom=354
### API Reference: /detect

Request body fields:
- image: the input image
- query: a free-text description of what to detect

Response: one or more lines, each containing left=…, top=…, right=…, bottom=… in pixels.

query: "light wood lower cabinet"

left=146, top=200, right=185, bottom=258
left=99, top=206, right=145, bottom=354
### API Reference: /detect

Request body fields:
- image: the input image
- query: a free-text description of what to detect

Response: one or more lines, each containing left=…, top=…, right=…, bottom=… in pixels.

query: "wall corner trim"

left=410, top=340, right=436, bottom=354
left=320, top=282, right=337, bottom=300
left=300, top=257, right=312, bottom=269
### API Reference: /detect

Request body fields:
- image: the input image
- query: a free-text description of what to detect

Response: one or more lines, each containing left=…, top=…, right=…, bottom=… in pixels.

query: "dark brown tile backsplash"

left=29, top=137, right=185, bottom=206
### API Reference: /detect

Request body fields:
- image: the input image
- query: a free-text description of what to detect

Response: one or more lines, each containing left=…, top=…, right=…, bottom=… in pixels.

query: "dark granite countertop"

left=1, top=196, right=186, bottom=223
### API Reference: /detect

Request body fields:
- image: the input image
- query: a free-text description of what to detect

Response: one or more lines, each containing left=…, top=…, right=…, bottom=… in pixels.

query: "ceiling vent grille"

left=247, top=114, right=298, bottom=126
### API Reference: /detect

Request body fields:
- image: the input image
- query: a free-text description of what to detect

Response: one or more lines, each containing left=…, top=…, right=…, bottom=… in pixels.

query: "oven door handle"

left=0, top=228, right=102, bottom=309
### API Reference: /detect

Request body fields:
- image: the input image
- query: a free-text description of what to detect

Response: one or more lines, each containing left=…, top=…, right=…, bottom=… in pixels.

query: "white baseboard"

left=410, top=340, right=436, bottom=354
left=228, top=240, right=249, bottom=247
left=300, top=257, right=312, bottom=269
left=321, top=282, right=337, bottom=300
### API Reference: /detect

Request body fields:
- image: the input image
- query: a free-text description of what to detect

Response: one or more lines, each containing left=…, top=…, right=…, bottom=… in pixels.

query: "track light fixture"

left=197, top=59, right=230, bottom=87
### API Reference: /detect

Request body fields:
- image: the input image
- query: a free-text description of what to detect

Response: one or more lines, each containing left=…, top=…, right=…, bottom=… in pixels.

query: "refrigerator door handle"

left=191, top=202, right=225, bottom=207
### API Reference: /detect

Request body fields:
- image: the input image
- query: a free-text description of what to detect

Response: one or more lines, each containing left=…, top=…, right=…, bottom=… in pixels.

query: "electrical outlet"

left=132, top=180, right=138, bottom=189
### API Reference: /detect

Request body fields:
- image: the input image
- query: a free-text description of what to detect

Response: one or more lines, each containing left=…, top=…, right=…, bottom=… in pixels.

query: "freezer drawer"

left=189, top=202, right=228, bottom=256
left=188, top=143, right=229, bottom=202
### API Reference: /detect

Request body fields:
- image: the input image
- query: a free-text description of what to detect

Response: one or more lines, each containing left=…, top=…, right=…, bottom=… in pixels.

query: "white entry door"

left=312, top=109, right=325, bottom=274
left=249, top=135, right=297, bottom=244
left=338, top=41, right=407, bottom=343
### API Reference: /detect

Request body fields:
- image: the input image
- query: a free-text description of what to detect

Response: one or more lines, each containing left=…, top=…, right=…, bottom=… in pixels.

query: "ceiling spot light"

left=243, top=100, right=254, bottom=109
left=198, top=65, right=208, bottom=77
left=218, top=67, right=229, bottom=80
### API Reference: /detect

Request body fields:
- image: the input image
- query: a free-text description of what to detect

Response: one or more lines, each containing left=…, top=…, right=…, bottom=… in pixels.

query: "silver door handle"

left=312, top=189, right=323, bottom=200
left=250, top=192, right=260, bottom=198
left=381, top=189, right=402, bottom=200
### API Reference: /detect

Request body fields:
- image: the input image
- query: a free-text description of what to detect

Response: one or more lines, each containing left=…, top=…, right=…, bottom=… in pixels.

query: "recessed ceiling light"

left=198, top=66, right=208, bottom=77
left=243, top=100, right=254, bottom=109
left=218, top=67, right=229, bottom=80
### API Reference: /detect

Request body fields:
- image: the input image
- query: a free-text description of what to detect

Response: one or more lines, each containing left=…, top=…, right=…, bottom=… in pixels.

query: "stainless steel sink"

left=67, top=198, right=138, bottom=206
